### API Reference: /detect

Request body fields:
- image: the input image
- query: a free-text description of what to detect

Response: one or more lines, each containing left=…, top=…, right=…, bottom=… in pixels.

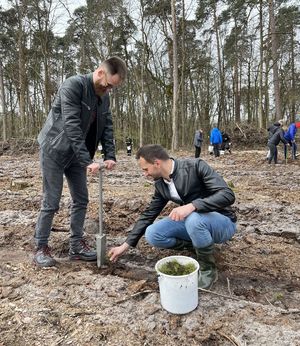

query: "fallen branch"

left=115, top=289, right=158, bottom=305
left=235, top=123, right=247, bottom=138
left=198, top=288, right=241, bottom=301
left=217, top=331, right=242, bottom=346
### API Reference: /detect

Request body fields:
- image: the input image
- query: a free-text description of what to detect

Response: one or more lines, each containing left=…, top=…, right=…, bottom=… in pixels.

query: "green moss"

left=158, top=259, right=196, bottom=276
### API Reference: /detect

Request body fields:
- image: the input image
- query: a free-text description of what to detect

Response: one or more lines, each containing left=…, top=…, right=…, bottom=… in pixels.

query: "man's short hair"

left=136, top=144, right=169, bottom=163
left=103, top=56, right=127, bottom=81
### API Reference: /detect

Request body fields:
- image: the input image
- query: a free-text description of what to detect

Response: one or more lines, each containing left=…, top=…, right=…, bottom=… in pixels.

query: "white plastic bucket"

left=155, top=255, right=200, bottom=314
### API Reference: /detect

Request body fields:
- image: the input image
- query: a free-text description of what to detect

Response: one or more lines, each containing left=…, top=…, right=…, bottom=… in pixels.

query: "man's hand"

left=108, top=242, right=130, bottom=262
left=87, top=160, right=116, bottom=174
left=104, top=160, right=116, bottom=170
left=169, top=203, right=196, bottom=221
left=87, top=162, right=101, bottom=174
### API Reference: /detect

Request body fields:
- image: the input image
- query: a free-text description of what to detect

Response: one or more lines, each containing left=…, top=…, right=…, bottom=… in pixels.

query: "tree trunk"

left=0, top=59, right=7, bottom=141
left=213, top=4, right=225, bottom=125
left=258, top=0, right=264, bottom=128
left=17, top=1, right=27, bottom=137
left=171, top=0, right=179, bottom=151
left=268, top=0, right=281, bottom=120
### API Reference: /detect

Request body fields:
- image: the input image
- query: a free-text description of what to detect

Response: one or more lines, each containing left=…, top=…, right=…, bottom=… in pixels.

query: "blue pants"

left=35, top=150, right=89, bottom=247
left=145, top=211, right=237, bottom=249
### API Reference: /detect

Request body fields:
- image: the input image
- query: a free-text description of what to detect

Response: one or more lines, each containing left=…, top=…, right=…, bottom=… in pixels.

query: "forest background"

left=0, top=0, right=299, bottom=151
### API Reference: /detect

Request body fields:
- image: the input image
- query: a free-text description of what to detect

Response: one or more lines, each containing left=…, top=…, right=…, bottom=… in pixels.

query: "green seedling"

left=159, top=259, right=196, bottom=276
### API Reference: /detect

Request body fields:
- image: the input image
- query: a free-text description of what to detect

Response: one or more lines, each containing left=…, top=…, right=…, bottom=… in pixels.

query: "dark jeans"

left=213, top=144, right=220, bottom=157
left=195, top=146, right=201, bottom=158
left=268, top=143, right=278, bottom=163
left=35, top=150, right=89, bottom=247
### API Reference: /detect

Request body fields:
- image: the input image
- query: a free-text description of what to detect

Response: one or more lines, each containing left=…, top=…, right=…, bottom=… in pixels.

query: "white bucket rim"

left=155, top=255, right=199, bottom=278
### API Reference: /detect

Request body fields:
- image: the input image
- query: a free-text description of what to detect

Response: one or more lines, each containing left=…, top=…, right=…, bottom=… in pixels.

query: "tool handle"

left=98, top=163, right=105, bottom=236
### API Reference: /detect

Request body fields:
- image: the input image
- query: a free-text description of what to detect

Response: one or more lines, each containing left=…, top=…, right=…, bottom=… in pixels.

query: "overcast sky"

left=0, top=0, right=87, bottom=36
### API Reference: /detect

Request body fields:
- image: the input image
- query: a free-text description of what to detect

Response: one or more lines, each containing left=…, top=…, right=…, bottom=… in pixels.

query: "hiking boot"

left=194, top=244, right=218, bottom=289
left=33, top=245, right=57, bottom=267
left=69, top=239, right=97, bottom=261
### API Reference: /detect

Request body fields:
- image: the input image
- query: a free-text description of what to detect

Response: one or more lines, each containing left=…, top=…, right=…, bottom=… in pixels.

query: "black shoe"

left=33, top=245, right=57, bottom=267
left=69, top=239, right=97, bottom=261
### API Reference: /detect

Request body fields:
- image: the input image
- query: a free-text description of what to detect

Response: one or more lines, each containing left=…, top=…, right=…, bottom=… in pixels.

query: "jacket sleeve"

left=100, top=97, right=116, bottom=161
left=60, top=79, right=92, bottom=167
left=191, top=160, right=235, bottom=212
left=125, top=190, right=168, bottom=247
left=280, top=130, right=288, bottom=144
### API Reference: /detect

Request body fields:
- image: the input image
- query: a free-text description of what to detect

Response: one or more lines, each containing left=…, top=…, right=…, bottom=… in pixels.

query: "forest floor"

left=0, top=147, right=299, bottom=346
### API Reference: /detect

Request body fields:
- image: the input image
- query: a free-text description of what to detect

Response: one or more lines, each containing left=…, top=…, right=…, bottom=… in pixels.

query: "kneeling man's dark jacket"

left=126, top=158, right=237, bottom=247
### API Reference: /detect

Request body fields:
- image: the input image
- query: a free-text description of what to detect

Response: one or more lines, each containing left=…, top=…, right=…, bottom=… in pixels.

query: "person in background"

left=125, top=136, right=133, bottom=156
left=210, top=126, right=222, bottom=157
left=108, top=144, right=237, bottom=289
left=221, top=131, right=232, bottom=154
left=268, top=124, right=289, bottom=164
left=266, top=119, right=284, bottom=161
left=267, top=120, right=284, bottom=139
left=34, top=57, right=127, bottom=267
left=193, top=129, right=203, bottom=158
left=284, top=122, right=300, bottom=160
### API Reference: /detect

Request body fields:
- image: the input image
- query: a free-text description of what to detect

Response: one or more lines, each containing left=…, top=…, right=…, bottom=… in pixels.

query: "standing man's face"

left=138, top=157, right=162, bottom=180
left=94, top=68, right=121, bottom=96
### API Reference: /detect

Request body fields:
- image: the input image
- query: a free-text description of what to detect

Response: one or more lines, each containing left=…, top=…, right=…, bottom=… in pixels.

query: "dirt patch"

left=0, top=149, right=300, bottom=345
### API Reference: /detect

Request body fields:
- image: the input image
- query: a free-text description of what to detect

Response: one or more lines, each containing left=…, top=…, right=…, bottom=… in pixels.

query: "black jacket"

left=126, top=158, right=237, bottom=247
left=268, top=128, right=288, bottom=146
left=37, top=73, right=116, bottom=167
left=267, top=122, right=281, bottom=140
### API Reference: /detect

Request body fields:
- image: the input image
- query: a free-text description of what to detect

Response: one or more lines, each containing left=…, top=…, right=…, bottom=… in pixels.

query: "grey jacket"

left=126, top=158, right=236, bottom=247
left=193, top=131, right=203, bottom=147
left=38, top=73, right=116, bottom=167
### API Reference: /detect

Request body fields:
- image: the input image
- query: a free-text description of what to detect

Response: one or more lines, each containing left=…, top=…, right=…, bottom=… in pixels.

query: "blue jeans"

left=35, top=150, right=89, bottom=247
left=145, top=212, right=236, bottom=249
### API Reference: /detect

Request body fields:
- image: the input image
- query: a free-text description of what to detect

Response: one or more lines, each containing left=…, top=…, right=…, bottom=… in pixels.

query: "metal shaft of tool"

left=96, top=164, right=106, bottom=268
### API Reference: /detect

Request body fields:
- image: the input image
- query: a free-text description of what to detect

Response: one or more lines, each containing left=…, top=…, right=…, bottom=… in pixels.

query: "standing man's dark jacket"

left=126, top=159, right=236, bottom=247
left=268, top=128, right=288, bottom=146
left=267, top=122, right=281, bottom=140
left=38, top=73, right=116, bottom=167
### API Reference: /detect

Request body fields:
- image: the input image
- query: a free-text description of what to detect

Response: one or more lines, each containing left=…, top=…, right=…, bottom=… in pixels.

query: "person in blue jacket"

left=210, top=126, right=222, bottom=157
left=284, top=122, right=299, bottom=160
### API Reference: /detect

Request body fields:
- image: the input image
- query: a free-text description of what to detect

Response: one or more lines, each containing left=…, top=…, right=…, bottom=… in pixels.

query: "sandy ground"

left=0, top=148, right=299, bottom=346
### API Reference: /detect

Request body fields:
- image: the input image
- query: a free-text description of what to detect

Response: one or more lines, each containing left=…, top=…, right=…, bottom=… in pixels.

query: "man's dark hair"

left=103, top=56, right=127, bottom=81
left=136, top=144, right=169, bottom=163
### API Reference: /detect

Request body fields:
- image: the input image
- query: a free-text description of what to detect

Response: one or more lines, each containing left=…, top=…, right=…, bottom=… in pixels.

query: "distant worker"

left=221, top=131, right=232, bottom=154
left=210, top=126, right=222, bottom=157
left=267, top=119, right=284, bottom=161
left=268, top=125, right=289, bottom=164
left=125, top=137, right=133, bottom=156
left=193, top=129, right=203, bottom=158
left=284, top=122, right=300, bottom=160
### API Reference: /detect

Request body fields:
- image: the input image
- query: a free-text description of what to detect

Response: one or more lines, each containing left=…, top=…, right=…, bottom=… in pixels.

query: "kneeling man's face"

left=138, top=157, right=162, bottom=180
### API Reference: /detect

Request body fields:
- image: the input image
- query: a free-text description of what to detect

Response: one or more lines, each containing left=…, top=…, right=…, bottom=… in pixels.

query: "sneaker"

left=33, top=245, right=57, bottom=267
left=69, top=239, right=97, bottom=261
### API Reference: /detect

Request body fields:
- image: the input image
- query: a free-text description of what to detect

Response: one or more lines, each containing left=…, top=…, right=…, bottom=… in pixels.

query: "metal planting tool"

left=96, top=163, right=106, bottom=267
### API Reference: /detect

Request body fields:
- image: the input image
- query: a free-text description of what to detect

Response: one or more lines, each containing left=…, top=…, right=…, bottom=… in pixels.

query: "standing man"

left=109, top=144, right=237, bottom=289
left=210, top=126, right=222, bottom=157
left=34, top=57, right=127, bottom=267
left=268, top=125, right=289, bottom=164
left=193, top=129, right=203, bottom=158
